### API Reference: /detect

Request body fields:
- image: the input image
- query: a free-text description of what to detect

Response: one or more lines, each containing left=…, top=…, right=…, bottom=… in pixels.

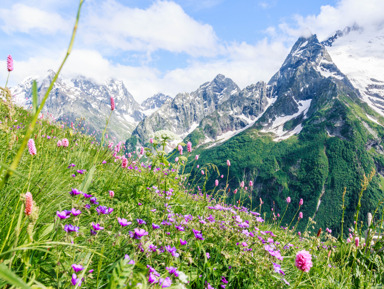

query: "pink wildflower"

left=227, top=160, right=231, bottom=166
left=195, top=155, right=199, bottom=160
left=249, top=181, right=253, bottom=187
left=140, top=147, right=144, bottom=155
left=215, top=180, right=219, bottom=186
left=187, top=141, right=192, bottom=152
left=62, top=138, right=69, bottom=147
left=299, top=212, right=303, bottom=219
left=240, top=181, right=244, bottom=188
left=299, top=198, right=303, bottom=206
left=7, top=55, right=13, bottom=72
left=27, top=139, right=37, bottom=155
left=109, top=190, right=115, bottom=198
left=110, top=97, right=115, bottom=111
left=201, top=170, right=205, bottom=175
left=57, top=140, right=62, bottom=147
left=25, top=192, right=33, bottom=216
left=175, top=157, right=179, bottom=162
left=122, top=157, right=128, bottom=168
left=178, top=144, right=183, bottom=155
left=149, top=138, right=153, bottom=144
left=355, top=237, right=359, bottom=247
left=286, top=197, right=291, bottom=203
left=295, top=250, right=312, bottom=272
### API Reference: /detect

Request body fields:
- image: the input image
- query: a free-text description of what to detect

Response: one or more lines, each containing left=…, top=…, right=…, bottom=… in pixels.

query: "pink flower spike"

left=109, top=190, right=115, bottom=198
left=25, top=192, right=33, bottom=216
left=27, top=139, right=37, bottom=155
left=286, top=197, right=291, bottom=203
left=62, top=138, right=69, bottom=147
left=7, top=55, right=13, bottom=72
left=110, top=97, right=115, bottom=111
left=299, top=198, right=303, bottom=206
left=299, top=212, right=303, bottom=219
left=227, top=159, right=231, bottom=166
left=187, top=141, right=192, bottom=152
left=295, top=250, right=312, bottom=272
left=355, top=237, right=359, bottom=247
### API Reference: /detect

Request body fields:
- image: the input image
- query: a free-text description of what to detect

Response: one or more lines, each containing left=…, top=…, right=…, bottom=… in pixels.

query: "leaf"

left=0, top=264, right=32, bottom=289
left=32, top=80, right=38, bottom=115
left=80, top=165, right=96, bottom=194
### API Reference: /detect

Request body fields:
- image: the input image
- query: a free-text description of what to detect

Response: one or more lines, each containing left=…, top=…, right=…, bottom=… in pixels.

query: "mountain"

left=127, top=74, right=240, bottom=148
left=323, top=25, right=384, bottom=117
left=11, top=71, right=145, bottom=141
left=141, top=93, right=172, bottom=116
left=187, top=34, right=384, bottom=234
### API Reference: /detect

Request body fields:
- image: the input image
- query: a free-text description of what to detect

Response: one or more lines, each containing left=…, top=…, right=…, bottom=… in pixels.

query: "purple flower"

left=152, top=223, right=161, bottom=229
left=137, top=219, right=146, bottom=225
left=90, top=197, right=99, bottom=205
left=64, top=224, right=79, bottom=233
left=76, top=169, right=86, bottom=174
left=147, top=265, right=161, bottom=277
left=72, top=264, right=84, bottom=273
left=272, top=263, right=285, bottom=275
left=221, top=277, right=228, bottom=284
left=71, top=208, right=81, bottom=216
left=71, top=273, right=82, bottom=286
left=206, top=252, right=210, bottom=259
left=83, top=193, right=92, bottom=198
left=96, top=206, right=113, bottom=215
left=124, top=254, right=135, bottom=265
left=148, top=244, right=157, bottom=252
left=92, top=223, right=104, bottom=231
left=148, top=273, right=158, bottom=284
left=166, top=266, right=179, bottom=277
left=193, top=229, right=205, bottom=240
left=57, top=211, right=70, bottom=219
left=118, top=218, right=131, bottom=227
left=131, top=228, right=148, bottom=239
left=175, top=225, right=185, bottom=231
left=84, top=204, right=91, bottom=209
left=90, top=229, right=97, bottom=235
left=70, top=188, right=82, bottom=196
left=159, top=277, right=172, bottom=288
left=180, top=239, right=188, bottom=245
left=165, top=246, right=179, bottom=258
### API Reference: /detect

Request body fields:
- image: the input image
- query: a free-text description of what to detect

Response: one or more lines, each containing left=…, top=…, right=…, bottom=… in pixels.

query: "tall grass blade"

left=0, top=264, right=32, bottom=289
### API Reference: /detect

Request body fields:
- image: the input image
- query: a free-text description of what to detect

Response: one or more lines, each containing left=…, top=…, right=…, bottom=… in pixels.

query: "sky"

left=0, top=0, right=383, bottom=102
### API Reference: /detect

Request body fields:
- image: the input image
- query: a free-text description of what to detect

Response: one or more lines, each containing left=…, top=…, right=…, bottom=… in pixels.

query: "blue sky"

left=0, top=0, right=383, bottom=101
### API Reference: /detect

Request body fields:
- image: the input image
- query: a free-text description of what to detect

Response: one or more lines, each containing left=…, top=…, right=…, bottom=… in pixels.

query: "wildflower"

left=57, top=140, right=62, bottom=147
left=206, top=252, right=210, bottom=259
left=286, top=197, right=291, bottom=203
left=150, top=138, right=153, bottom=144
left=92, top=223, right=104, bottom=231
left=180, top=239, right=187, bottom=245
left=215, top=180, right=219, bottom=186
left=137, top=219, right=146, bottom=225
left=27, top=139, right=37, bottom=155
left=295, top=250, right=313, bottom=272
left=152, top=223, right=161, bottom=229
left=71, top=273, right=82, bottom=286
left=72, top=264, right=84, bottom=273
left=131, top=228, right=148, bottom=239
left=71, top=208, right=81, bottom=216
left=178, top=144, right=183, bottom=155
left=166, top=266, right=179, bottom=277
left=57, top=210, right=70, bottom=219
left=249, top=181, right=253, bottom=187
left=25, top=192, right=33, bottom=216
left=299, top=212, right=303, bottom=219
left=195, top=155, right=199, bottom=160
left=7, top=55, right=13, bottom=72
left=175, top=157, right=179, bottom=162
left=227, top=159, right=231, bottom=166
left=299, top=198, right=303, bottom=206
left=96, top=206, right=113, bottom=215
left=83, top=193, right=92, bottom=198
left=118, top=218, right=131, bottom=227
left=62, top=138, right=69, bottom=147
left=355, top=237, right=359, bottom=247
left=148, top=273, right=158, bottom=284
left=159, top=277, right=172, bottom=288
left=90, top=197, right=99, bottom=204
left=102, top=160, right=107, bottom=164
left=140, top=147, right=144, bottom=155
left=69, top=188, right=82, bottom=196
left=187, top=141, right=192, bottom=152
left=193, top=229, right=204, bottom=240
left=110, top=97, right=115, bottom=111
left=240, top=181, right=244, bottom=188
left=124, top=254, right=135, bottom=265
left=64, top=224, right=79, bottom=233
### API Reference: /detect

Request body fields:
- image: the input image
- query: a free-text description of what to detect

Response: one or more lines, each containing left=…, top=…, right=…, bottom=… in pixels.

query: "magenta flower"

left=240, top=181, right=244, bottom=188
left=64, top=224, right=79, bottom=233
left=249, top=181, right=253, bottom=187
left=109, top=190, right=114, bottom=198
left=57, top=140, right=62, bottom=147
left=118, top=218, right=131, bottom=227
left=355, top=237, right=359, bottom=247
left=71, top=273, right=82, bottom=286
left=295, top=250, right=313, bottom=272
left=299, top=212, right=303, bottom=219
left=69, top=188, right=82, bottom=196
left=227, top=159, right=231, bottom=166
left=193, top=229, right=204, bottom=240
left=175, top=157, right=179, bottom=162
left=131, top=228, right=148, bottom=239
left=166, top=266, right=179, bottom=277
left=7, top=55, right=13, bottom=72
left=152, top=223, right=161, bottom=229
left=159, top=277, right=172, bottom=288
left=57, top=211, right=70, bottom=219
left=180, top=239, right=187, bottom=245
left=71, top=208, right=81, bottom=216
left=286, top=197, right=291, bottom=203
left=92, top=223, right=104, bottom=231
left=195, top=155, right=199, bottom=160
left=150, top=138, right=153, bottom=144
left=140, top=146, right=144, bottom=155
left=122, top=157, right=128, bottom=168
left=110, top=97, right=115, bottom=111
left=187, top=141, right=192, bottom=152
left=148, top=273, right=158, bottom=284
left=27, top=139, right=37, bottom=155
left=215, top=179, right=219, bottom=186
left=62, top=138, right=69, bottom=147
left=72, top=264, right=84, bottom=273
left=299, top=198, right=303, bottom=206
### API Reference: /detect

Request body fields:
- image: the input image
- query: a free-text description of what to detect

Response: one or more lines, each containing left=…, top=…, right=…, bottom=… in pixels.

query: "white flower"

left=178, top=271, right=188, bottom=284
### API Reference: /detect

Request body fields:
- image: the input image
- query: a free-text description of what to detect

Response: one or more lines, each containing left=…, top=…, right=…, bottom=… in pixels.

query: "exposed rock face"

left=11, top=71, right=144, bottom=141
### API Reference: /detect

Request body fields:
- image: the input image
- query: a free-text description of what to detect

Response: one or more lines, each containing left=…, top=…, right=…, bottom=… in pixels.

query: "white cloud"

left=277, top=0, right=384, bottom=40
left=0, top=3, right=71, bottom=34
left=81, top=0, right=221, bottom=57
